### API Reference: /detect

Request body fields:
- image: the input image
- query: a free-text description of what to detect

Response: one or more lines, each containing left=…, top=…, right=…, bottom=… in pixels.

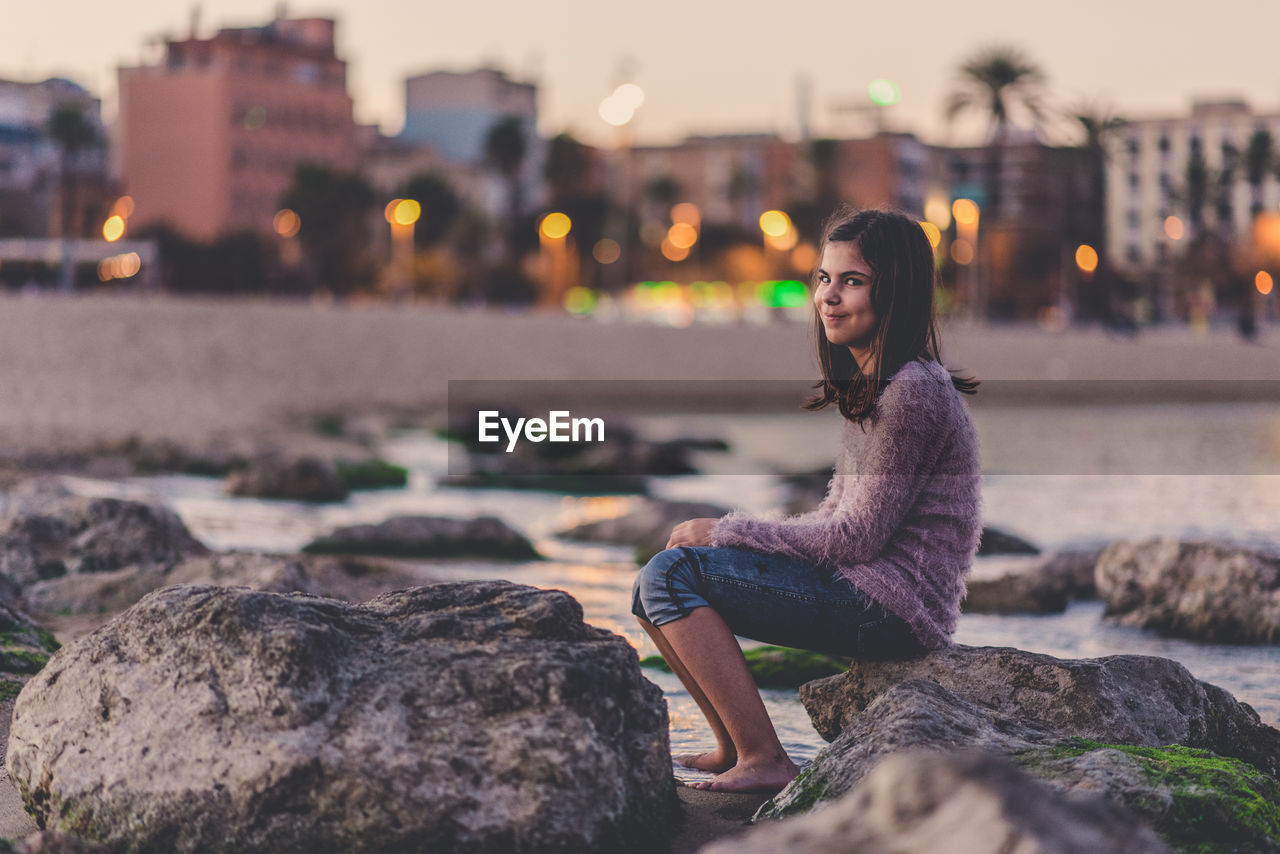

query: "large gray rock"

left=799, top=645, right=1280, bottom=778
left=0, top=496, right=207, bottom=587
left=964, top=548, right=1102, bottom=614
left=1096, top=539, right=1280, bottom=643
left=7, top=582, right=675, bottom=853
left=302, top=514, right=539, bottom=560
left=707, top=750, right=1172, bottom=854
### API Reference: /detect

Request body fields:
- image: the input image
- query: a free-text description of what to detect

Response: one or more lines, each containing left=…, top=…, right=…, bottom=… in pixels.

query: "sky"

left=3, top=0, right=1278, bottom=148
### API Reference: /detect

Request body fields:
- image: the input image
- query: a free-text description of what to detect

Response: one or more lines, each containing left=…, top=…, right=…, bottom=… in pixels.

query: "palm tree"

left=1215, top=142, right=1239, bottom=238
left=484, top=115, right=528, bottom=261
left=1071, top=104, right=1126, bottom=322
left=945, top=46, right=1047, bottom=220
left=47, top=103, right=101, bottom=292
left=1184, top=139, right=1210, bottom=239
left=1243, top=128, right=1274, bottom=218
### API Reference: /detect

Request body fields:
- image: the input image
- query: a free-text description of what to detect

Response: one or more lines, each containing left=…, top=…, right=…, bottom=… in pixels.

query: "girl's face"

left=814, top=240, right=878, bottom=351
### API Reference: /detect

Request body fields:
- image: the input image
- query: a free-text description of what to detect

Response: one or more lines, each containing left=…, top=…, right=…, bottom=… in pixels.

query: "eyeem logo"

left=477, top=410, right=606, bottom=453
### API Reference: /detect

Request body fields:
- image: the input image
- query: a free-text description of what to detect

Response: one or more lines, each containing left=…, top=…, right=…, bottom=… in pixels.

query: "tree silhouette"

left=484, top=115, right=528, bottom=261
left=1243, top=128, right=1274, bottom=218
left=945, top=46, right=1046, bottom=220
left=47, top=103, right=101, bottom=291
left=401, top=173, right=461, bottom=248
left=1070, top=104, right=1126, bottom=322
left=279, top=162, right=376, bottom=294
left=543, top=132, right=592, bottom=207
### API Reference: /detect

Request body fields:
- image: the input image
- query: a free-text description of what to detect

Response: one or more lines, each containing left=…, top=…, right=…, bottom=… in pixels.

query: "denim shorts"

left=631, top=546, right=923, bottom=660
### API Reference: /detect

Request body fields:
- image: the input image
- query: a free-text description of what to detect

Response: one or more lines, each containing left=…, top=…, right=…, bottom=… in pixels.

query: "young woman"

left=631, top=206, right=982, bottom=794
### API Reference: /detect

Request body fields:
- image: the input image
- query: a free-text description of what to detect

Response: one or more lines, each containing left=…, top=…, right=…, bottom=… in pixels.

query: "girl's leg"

left=634, top=615, right=736, bottom=772
left=653, top=606, right=798, bottom=792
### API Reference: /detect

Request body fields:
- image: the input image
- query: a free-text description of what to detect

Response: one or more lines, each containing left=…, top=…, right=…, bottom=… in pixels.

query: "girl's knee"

left=633, top=547, right=703, bottom=624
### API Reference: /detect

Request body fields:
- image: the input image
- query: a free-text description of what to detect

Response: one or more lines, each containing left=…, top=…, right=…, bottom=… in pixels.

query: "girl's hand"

left=665, top=518, right=719, bottom=549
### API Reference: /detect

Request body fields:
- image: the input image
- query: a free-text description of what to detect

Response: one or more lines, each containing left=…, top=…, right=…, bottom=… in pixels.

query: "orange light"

left=393, top=199, right=421, bottom=226
left=764, top=229, right=799, bottom=251
left=102, top=215, right=125, bottom=242
left=110, top=196, right=135, bottom=219
left=661, top=238, right=690, bottom=262
left=951, top=238, right=975, bottom=265
left=919, top=221, right=941, bottom=249
left=119, top=252, right=141, bottom=278
left=667, top=222, right=698, bottom=250
left=1075, top=244, right=1099, bottom=274
left=924, top=197, right=952, bottom=229
left=759, top=210, right=791, bottom=237
left=384, top=199, right=402, bottom=223
left=539, top=212, right=571, bottom=240
left=593, top=238, right=621, bottom=264
left=1257, top=271, right=1274, bottom=295
left=1164, top=216, right=1184, bottom=241
left=952, top=199, right=979, bottom=228
left=670, top=202, right=701, bottom=228
left=790, top=243, right=818, bottom=272
left=273, top=209, right=301, bottom=238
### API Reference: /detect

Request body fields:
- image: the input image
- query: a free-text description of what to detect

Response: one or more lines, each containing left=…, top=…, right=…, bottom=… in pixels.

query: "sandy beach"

left=0, top=293, right=1275, bottom=456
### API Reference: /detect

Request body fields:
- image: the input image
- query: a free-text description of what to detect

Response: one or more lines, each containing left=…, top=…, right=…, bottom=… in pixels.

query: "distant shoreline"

left=0, top=293, right=1274, bottom=454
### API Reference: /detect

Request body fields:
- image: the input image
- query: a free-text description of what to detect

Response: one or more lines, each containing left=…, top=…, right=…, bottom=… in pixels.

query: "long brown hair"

left=804, top=205, right=978, bottom=422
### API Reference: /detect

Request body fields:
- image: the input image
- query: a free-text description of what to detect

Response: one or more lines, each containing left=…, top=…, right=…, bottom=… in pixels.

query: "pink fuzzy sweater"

left=710, top=359, right=982, bottom=650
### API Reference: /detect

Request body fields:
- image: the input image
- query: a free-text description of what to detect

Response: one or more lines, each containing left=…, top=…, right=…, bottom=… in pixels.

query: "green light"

left=564, top=286, right=596, bottom=315
left=868, top=79, right=899, bottom=106
left=772, top=280, right=810, bottom=308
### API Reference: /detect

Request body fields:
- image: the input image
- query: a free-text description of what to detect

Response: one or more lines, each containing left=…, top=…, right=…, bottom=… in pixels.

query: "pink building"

left=117, top=15, right=358, bottom=241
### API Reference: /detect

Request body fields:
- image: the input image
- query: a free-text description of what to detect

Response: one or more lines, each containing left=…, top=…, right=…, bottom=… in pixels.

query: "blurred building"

left=0, top=77, right=110, bottom=238
left=117, top=14, right=358, bottom=241
left=624, top=133, right=796, bottom=230
left=943, top=133, right=1097, bottom=319
left=1107, top=99, right=1280, bottom=273
left=826, top=133, right=939, bottom=217
left=400, top=67, right=541, bottom=218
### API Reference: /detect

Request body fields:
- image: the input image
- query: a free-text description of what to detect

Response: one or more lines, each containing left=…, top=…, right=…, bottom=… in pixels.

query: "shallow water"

left=60, top=406, right=1280, bottom=784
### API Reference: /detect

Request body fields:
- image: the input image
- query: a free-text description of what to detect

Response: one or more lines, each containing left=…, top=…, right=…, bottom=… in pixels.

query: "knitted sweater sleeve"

left=710, top=365, right=954, bottom=565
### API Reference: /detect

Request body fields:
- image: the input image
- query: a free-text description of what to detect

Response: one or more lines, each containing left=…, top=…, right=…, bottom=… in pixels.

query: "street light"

left=952, top=198, right=981, bottom=322
left=538, top=212, right=574, bottom=308
left=384, top=199, right=420, bottom=298
left=600, top=81, right=644, bottom=293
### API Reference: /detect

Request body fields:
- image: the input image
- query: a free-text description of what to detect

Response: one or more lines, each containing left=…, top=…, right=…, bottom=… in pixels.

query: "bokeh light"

left=273, top=208, right=301, bottom=238
left=564, top=286, right=596, bottom=315
left=539, top=212, right=571, bottom=240
left=952, top=199, right=980, bottom=228
left=1257, top=271, right=1274, bottom=295
left=667, top=222, right=698, bottom=250
left=790, top=243, right=818, bottom=272
left=670, top=203, right=701, bottom=228
left=924, top=197, right=952, bottom=229
left=868, top=79, right=900, bottom=106
left=384, top=199, right=402, bottom=223
left=661, top=239, right=690, bottom=262
left=393, top=199, right=421, bottom=226
left=1164, top=215, right=1185, bottom=241
left=1075, top=244, right=1099, bottom=274
left=759, top=210, right=792, bottom=237
left=110, top=196, right=134, bottom=219
left=951, top=238, right=975, bottom=265
left=593, top=238, right=621, bottom=264
left=102, top=215, right=125, bottom=242
left=599, top=83, right=645, bottom=127
left=764, top=229, right=799, bottom=251
left=919, top=221, right=941, bottom=248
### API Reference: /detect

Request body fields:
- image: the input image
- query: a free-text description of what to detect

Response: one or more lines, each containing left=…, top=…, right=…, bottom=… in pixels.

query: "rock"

left=225, top=454, right=349, bottom=503
left=440, top=472, right=650, bottom=495
left=1016, top=740, right=1280, bottom=854
left=0, top=496, right=208, bottom=587
left=556, top=497, right=730, bottom=562
left=760, top=645, right=1280, bottom=826
left=798, top=645, right=1280, bottom=779
left=24, top=552, right=430, bottom=619
left=964, top=548, right=1103, bottom=613
left=708, top=750, right=1172, bottom=854
left=7, top=582, right=676, bottom=853
left=642, top=645, right=847, bottom=689
left=976, top=526, right=1040, bottom=556
left=1096, top=539, right=1280, bottom=644
left=302, top=515, right=539, bottom=560
left=4, top=831, right=109, bottom=853
left=0, top=597, right=60, bottom=682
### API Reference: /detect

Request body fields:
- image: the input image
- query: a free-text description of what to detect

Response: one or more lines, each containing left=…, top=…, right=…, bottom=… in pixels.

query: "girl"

left=631, top=206, right=982, bottom=794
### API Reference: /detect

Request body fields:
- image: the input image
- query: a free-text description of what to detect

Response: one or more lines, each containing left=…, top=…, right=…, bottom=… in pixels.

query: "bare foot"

left=689, top=756, right=800, bottom=794
left=674, top=750, right=736, bottom=773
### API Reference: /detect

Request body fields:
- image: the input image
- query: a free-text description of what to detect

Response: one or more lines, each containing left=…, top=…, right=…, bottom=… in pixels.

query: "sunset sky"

left=4, top=0, right=1278, bottom=147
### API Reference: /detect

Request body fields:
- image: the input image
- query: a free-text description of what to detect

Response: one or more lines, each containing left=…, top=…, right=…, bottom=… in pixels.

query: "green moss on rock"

left=1016, top=739, right=1280, bottom=853
left=0, top=679, right=23, bottom=702
left=0, top=648, right=50, bottom=674
left=640, top=645, right=847, bottom=689
left=334, top=459, right=409, bottom=491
